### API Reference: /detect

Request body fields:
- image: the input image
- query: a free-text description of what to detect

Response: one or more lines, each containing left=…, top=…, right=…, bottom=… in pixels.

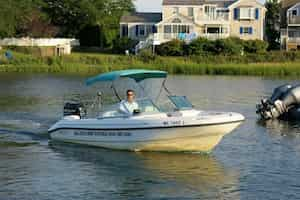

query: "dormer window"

left=239, top=7, right=255, bottom=20
left=188, top=7, right=194, bottom=17
left=234, top=7, right=259, bottom=20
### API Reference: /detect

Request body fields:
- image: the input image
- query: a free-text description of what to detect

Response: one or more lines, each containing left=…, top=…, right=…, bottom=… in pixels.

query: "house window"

left=188, top=7, right=194, bottom=17
left=292, top=9, right=298, bottom=16
left=173, top=7, right=179, bottom=14
left=173, top=25, right=178, bottom=33
left=164, top=25, right=172, bottom=33
left=205, top=6, right=216, bottom=14
left=207, top=27, right=220, bottom=34
left=121, top=25, right=128, bottom=37
left=240, top=27, right=253, bottom=35
left=146, top=25, right=153, bottom=34
left=178, top=25, right=190, bottom=33
left=139, top=25, right=145, bottom=36
left=205, top=6, right=209, bottom=14
left=164, top=25, right=190, bottom=34
left=239, top=7, right=254, bottom=19
left=204, top=5, right=216, bottom=19
left=216, top=9, right=229, bottom=19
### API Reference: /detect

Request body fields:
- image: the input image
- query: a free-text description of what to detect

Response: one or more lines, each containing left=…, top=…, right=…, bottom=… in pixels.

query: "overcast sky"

left=134, top=0, right=163, bottom=12
left=134, top=0, right=266, bottom=12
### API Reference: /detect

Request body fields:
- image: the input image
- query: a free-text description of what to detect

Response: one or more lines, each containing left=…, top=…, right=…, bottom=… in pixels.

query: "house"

left=120, top=0, right=266, bottom=52
left=281, top=1, right=300, bottom=50
left=281, top=0, right=299, bottom=27
left=0, top=38, right=80, bottom=56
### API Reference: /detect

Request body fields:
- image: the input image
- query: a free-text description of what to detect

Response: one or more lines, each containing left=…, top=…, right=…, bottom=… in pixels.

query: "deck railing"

left=288, top=16, right=300, bottom=25
left=202, top=14, right=229, bottom=21
left=288, top=37, right=300, bottom=44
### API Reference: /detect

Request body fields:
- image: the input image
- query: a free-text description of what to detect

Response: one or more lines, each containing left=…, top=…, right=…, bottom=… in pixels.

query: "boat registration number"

left=163, top=120, right=184, bottom=126
left=74, top=131, right=132, bottom=137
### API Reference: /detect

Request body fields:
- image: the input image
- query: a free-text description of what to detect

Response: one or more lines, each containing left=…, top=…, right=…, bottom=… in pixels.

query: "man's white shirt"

left=119, top=100, right=138, bottom=115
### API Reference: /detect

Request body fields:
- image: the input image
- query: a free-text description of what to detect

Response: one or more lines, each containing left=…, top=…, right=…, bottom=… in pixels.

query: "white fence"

left=0, top=38, right=79, bottom=47
left=0, top=38, right=80, bottom=55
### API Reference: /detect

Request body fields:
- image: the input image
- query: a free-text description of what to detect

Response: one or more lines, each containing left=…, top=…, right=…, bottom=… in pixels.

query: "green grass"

left=1, top=49, right=300, bottom=76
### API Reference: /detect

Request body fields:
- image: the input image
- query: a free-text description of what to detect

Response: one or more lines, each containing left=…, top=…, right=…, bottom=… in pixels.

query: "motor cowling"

left=270, top=84, right=292, bottom=103
left=63, top=102, right=85, bottom=118
left=257, top=84, right=300, bottom=120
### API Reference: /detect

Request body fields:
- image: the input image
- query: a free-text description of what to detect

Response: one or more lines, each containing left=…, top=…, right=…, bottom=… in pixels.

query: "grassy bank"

left=1, top=49, right=300, bottom=76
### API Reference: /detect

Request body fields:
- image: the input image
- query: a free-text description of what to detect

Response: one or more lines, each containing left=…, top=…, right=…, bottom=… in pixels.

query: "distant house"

left=281, top=0, right=299, bottom=27
left=281, top=1, right=300, bottom=50
left=0, top=38, right=80, bottom=56
left=120, top=0, right=266, bottom=52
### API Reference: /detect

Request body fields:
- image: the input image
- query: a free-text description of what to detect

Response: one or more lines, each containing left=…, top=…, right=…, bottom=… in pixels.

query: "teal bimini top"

left=86, top=69, right=167, bottom=86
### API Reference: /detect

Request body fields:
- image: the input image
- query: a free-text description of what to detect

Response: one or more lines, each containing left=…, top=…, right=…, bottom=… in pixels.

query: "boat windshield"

left=99, top=98, right=160, bottom=118
left=168, top=96, right=193, bottom=110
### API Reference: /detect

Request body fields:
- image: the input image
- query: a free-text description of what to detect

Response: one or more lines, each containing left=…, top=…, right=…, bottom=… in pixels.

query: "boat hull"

left=50, top=121, right=242, bottom=152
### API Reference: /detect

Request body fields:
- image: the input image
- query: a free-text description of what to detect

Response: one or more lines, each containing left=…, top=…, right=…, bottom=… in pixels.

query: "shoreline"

left=1, top=51, right=300, bottom=76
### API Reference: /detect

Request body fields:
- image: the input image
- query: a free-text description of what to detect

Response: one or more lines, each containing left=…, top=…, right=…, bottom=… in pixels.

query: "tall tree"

left=44, top=0, right=134, bottom=47
left=43, top=0, right=95, bottom=37
left=0, top=0, right=135, bottom=48
left=0, top=0, right=24, bottom=37
left=265, top=0, right=281, bottom=50
left=0, top=0, right=54, bottom=38
left=17, top=9, right=58, bottom=38
left=97, top=0, right=135, bottom=47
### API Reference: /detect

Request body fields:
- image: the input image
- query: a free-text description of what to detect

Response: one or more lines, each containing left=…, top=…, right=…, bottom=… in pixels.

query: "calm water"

left=1, top=74, right=300, bottom=200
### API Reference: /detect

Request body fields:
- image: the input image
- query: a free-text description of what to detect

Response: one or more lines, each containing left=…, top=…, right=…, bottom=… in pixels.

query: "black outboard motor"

left=256, top=84, right=300, bottom=120
left=63, top=102, right=85, bottom=118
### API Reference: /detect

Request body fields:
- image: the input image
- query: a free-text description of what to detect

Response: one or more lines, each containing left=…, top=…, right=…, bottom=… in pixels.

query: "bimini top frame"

left=85, top=69, right=171, bottom=101
left=85, top=69, right=167, bottom=85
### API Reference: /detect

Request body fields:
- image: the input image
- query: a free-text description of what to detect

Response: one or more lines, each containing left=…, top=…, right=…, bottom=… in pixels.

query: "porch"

left=281, top=28, right=300, bottom=50
left=154, top=24, right=229, bottom=43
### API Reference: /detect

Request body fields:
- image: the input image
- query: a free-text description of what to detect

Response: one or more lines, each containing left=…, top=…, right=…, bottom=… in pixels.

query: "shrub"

left=112, top=37, right=138, bottom=54
left=156, top=39, right=185, bottom=56
left=138, top=49, right=156, bottom=63
left=186, top=37, right=210, bottom=55
left=213, top=38, right=243, bottom=55
left=243, top=40, right=268, bottom=53
left=6, top=46, right=43, bottom=56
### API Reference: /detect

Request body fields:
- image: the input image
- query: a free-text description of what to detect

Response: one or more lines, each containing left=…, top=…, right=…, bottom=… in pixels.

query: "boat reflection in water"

left=49, top=142, right=240, bottom=199
left=258, top=119, right=300, bottom=137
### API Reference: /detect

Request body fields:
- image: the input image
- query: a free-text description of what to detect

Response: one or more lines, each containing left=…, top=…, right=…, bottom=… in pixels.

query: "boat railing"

left=63, top=93, right=104, bottom=118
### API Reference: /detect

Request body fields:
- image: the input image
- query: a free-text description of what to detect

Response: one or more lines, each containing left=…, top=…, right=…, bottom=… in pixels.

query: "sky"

left=134, top=0, right=163, bottom=12
left=134, top=0, right=266, bottom=12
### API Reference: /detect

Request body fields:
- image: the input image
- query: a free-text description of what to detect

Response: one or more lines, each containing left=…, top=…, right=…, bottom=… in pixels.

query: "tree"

left=265, top=0, right=281, bottom=50
left=0, top=0, right=50, bottom=38
left=97, top=0, right=135, bottom=47
left=0, top=0, right=135, bottom=49
left=17, top=10, right=58, bottom=38
left=0, top=0, right=26, bottom=37
left=44, top=0, right=134, bottom=47
left=43, top=0, right=95, bottom=37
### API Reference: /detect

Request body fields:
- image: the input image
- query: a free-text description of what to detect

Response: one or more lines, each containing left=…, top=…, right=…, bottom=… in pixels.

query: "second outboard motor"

left=270, top=84, right=293, bottom=103
left=257, top=84, right=300, bottom=120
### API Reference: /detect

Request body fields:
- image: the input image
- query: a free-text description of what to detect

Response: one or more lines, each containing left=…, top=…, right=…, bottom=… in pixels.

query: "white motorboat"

left=48, top=69, right=245, bottom=152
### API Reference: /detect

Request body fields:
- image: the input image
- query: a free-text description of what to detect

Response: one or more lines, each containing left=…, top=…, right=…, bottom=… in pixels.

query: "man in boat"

left=119, top=89, right=139, bottom=115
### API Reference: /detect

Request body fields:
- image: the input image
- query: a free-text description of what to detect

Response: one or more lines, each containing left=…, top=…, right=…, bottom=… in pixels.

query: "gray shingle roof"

left=120, top=13, right=162, bottom=23
left=162, top=0, right=236, bottom=7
